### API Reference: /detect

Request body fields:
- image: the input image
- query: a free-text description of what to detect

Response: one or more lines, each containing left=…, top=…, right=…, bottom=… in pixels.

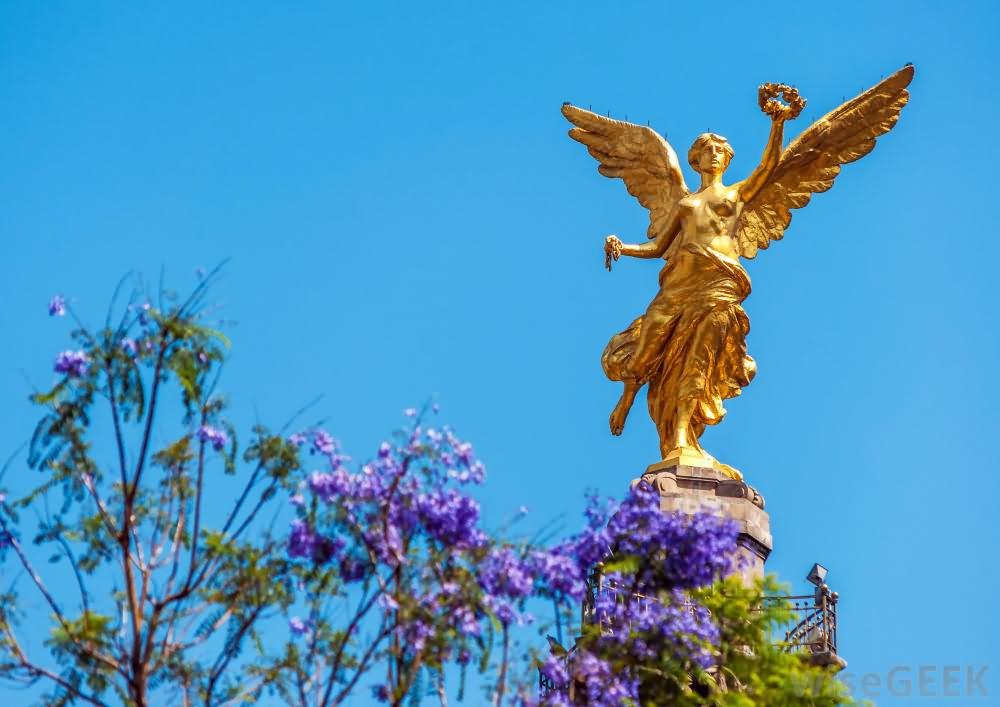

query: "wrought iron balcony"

left=580, top=564, right=841, bottom=659
left=540, top=564, right=845, bottom=699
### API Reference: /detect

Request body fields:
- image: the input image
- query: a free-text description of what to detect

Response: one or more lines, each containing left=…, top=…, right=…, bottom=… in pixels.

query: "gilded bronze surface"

left=562, top=66, right=913, bottom=478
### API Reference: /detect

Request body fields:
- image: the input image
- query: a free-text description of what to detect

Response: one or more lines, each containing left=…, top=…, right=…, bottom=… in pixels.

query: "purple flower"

left=308, top=470, right=352, bottom=502
left=288, top=519, right=315, bottom=559
left=403, top=408, right=417, bottom=417
left=54, top=350, right=89, bottom=377
left=120, top=338, right=138, bottom=357
left=570, top=651, right=639, bottom=705
left=288, top=616, right=311, bottom=637
left=339, top=556, right=368, bottom=583
left=592, top=587, right=718, bottom=660
left=288, top=432, right=306, bottom=447
left=287, top=519, right=343, bottom=564
left=447, top=461, right=486, bottom=485
left=416, top=488, right=484, bottom=549
left=479, top=547, right=535, bottom=626
left=558, top=483, right=737, bottom=597
left=48, top=295, right=66, bottom=317
left=601, top=483, right=738, bottom=590
left=404, top=618, right=433, bottom=652
left=487, top=597, right=518, bottom=626
left=197, top=425, right=228, bottom=452
left=289, top=493, right=305, bottom=508
left=455, top=441, right=474, bottom=466
left=312, top=429, right=336, bottom=456
left=541, top=655, right=570, bottom=689
left=454, top=605, right=481, bottom=636
left=362, top=521, right=405, bottom=565
left=528, top=548, right=587, bottom=601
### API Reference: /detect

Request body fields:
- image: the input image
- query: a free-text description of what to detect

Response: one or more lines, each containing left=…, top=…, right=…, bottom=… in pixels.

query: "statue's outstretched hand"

left=604, top=235, right=623, bottom=271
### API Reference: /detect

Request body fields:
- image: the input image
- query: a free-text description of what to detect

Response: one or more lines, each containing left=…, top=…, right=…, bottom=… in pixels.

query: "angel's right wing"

left=562, top=104, right=689, bottom=240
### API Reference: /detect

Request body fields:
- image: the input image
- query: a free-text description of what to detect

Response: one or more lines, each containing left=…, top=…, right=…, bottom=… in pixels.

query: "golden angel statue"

left=562, top=65, right=913, bottom=478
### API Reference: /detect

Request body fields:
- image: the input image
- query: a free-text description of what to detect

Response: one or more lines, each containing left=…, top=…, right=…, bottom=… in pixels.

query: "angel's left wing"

left=735, top=65, right=914, bottom=259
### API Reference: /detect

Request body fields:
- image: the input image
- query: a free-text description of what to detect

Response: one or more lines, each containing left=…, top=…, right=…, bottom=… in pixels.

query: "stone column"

left=639, top=459, right=771, bottom=585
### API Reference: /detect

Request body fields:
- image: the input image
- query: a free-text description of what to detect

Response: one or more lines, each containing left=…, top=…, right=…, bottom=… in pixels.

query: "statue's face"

left=698, top=141, right=730, bottom=176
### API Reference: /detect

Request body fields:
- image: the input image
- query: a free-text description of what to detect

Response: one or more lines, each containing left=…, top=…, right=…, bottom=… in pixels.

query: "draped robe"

left=601, top=242, right=756, bottom=456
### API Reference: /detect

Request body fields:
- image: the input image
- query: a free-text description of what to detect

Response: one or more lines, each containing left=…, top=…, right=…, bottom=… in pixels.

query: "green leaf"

left=602, top=554, right=641, bottom=575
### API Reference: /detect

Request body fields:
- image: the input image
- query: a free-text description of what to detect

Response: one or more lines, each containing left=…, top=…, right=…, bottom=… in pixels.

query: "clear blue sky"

left=1, top=1, right=998, bottom=704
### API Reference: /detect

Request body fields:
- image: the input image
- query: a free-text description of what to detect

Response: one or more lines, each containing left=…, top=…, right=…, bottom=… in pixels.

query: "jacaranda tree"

left=0, top=275, right=855, bottom=706
left=0, top=272, right=303, bottom=705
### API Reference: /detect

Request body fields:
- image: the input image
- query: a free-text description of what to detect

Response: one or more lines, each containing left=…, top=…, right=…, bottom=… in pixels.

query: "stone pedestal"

left=639, top=461, right=771, bottom=584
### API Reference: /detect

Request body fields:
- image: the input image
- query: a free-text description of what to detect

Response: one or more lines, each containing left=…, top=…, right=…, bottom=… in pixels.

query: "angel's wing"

left=735, top=65, right=914, bottom=259
left=562, top=103, right=689, bottom=239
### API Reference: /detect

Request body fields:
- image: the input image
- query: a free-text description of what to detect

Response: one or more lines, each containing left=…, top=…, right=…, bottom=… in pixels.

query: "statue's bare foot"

left=609, top=400, right=628, bottom=435
left=609, top=382, right=639, bottom=436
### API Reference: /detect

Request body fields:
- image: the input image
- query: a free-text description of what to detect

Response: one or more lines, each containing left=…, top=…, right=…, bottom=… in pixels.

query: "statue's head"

left=688, top=133, right=734, bottom=176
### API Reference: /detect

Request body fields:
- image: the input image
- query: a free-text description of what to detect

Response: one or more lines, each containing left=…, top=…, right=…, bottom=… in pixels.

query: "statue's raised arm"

left=738, top=84, right=806, bottom=203
left=736, top=65, right=914, bottom=258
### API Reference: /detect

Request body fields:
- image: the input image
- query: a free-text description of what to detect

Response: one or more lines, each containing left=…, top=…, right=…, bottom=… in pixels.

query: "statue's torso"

left=676, top=184, right=743, bottom=261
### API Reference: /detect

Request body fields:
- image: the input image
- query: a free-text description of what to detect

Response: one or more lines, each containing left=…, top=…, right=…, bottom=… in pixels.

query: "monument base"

left=639, top=461, right=771, bottom=584
left=659, top=446, right=746, bottom=481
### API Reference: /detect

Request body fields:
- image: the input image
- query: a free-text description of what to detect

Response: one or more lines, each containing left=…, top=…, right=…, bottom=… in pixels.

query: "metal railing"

left=541, top=566, right=844, bottom=698
left=765, top=584, right=839, bottom=659
left=581, top=567, right=839, bottom=657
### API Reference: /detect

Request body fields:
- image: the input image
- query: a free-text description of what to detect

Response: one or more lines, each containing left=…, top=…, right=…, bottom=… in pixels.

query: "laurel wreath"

left=758, top=83, right=806, bottom=120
